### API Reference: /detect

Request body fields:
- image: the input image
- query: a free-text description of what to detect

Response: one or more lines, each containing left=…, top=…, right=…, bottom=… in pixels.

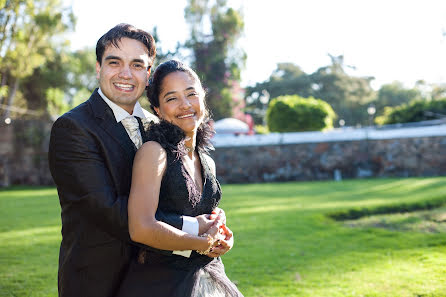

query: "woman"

left=117, top=60, right=243, bottom=297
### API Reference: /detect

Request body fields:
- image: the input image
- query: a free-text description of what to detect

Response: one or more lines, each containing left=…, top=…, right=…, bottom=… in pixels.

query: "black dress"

left=117, top=121, right=243, bottom=297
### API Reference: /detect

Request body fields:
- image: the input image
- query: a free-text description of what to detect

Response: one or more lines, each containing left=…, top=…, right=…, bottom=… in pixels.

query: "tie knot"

left=121, top=116, right=139, bottom=132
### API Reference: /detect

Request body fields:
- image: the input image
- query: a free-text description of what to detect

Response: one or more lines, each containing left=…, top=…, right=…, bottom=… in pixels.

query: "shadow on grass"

left=326, top=196, right=446, bottom=220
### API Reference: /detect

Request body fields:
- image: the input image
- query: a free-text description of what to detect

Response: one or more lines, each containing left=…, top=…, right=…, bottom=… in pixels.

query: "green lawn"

left=1, top=178, right=446, bottom=297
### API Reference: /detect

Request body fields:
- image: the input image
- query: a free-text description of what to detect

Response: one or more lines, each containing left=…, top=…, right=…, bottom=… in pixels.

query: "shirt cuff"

left=172, top=216, right=199, bottom=257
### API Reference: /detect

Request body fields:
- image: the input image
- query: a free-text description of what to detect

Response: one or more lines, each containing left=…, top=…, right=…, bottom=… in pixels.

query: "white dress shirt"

left=98, top=88, right=198, bottom=257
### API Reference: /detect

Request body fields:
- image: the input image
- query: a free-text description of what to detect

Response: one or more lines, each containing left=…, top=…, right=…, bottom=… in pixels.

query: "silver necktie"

left=121, top=116, right=143, bottom=149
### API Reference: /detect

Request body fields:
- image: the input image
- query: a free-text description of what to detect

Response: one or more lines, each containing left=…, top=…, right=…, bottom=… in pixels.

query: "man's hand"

left=196, top=214, right=213, bottom=235
left=196, top=207, right=227, bottom=235
left=210, top=207, right=226, bottom=224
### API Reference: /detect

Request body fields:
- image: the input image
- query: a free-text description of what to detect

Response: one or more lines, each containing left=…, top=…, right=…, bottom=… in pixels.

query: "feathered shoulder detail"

left=145, top=120, right=215, bottom=158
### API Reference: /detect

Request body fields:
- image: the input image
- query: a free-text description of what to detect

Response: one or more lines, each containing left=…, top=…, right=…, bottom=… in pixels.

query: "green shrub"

left=254, top=124, right=269, bottom=134
left=266, top=95, right=336, bottom=132
left=376, top=97, right=446, bottom=125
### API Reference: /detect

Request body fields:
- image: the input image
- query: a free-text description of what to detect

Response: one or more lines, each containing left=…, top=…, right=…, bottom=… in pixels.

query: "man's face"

left=96, top=37, right=151, bottom=114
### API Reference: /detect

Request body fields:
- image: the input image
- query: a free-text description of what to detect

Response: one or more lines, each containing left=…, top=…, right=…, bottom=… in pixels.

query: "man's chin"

left=115, top=97, right=140, bottom=105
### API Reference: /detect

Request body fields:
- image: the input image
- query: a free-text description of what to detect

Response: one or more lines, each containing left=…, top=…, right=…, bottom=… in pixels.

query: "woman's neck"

left=185, top=134, right=197, bottom=158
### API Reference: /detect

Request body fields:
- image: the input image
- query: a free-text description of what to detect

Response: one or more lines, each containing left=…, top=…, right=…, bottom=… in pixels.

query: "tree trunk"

left=0, top=71, right=7, bottom=106
left=3, top=78, right=19, bottom=118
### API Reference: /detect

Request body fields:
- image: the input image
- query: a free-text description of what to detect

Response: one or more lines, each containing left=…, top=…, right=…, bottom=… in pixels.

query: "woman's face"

left=154, top=71, right=205, bottom=137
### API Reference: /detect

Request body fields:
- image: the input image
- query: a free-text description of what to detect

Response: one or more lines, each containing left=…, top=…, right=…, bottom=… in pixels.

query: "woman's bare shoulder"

left=135, top=141, right=167, bottom=162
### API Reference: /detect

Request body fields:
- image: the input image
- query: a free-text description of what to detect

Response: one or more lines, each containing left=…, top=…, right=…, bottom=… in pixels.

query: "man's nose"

left=118, top=66, right=132, bottom=79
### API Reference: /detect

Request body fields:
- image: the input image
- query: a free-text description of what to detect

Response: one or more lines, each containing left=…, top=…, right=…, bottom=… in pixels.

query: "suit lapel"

left=136, top=116, right=149, bottom=142
left=88, top=90, right=137, bottom=159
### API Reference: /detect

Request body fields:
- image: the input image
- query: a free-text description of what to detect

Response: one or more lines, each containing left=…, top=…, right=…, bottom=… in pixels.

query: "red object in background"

left=244, top=114, right=254, bottom=135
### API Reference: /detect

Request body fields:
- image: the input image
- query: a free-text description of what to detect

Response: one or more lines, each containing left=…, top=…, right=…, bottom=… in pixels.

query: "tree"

left=245, top=63, right=313, bottom=124
left=310, top=55, right=375, bottom=126
left=0, top=0, right=75, bottom=119
left=244, top=56, right=375, bottom=127
left=430, top=83, right=446, bottom=100
left=266, top=95, right=336, bottom=132
left=374, top=82, right=422, bottom=116
left=184, top=0, right=245, bottom=120
left=151, top=26, right=184, bottom=68
left=375, top=98, right=446, bottom=125
left=21, top=47, right=98, bottom=119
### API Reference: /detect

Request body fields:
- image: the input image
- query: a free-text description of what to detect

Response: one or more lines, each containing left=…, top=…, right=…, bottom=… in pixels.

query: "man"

left=48, top=24, right=230, bottom=297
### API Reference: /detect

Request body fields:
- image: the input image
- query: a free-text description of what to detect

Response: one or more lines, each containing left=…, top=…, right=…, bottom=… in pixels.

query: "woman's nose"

left=180, top=97, right=192, bottom=108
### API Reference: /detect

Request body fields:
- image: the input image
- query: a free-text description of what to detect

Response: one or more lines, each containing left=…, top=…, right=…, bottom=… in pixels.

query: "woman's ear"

left=154, top=107, right=161, bottom=119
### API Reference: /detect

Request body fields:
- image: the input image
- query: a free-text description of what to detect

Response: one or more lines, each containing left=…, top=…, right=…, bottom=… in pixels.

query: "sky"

left=66, top=0, right=446, bottom=90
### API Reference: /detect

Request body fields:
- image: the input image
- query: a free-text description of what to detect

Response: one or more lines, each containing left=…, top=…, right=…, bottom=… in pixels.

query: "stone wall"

left=1, top=120, right=446, bottom=186
left=210, top=125, right=446, bottom=183
left=0, top=120, right=53, bottom=187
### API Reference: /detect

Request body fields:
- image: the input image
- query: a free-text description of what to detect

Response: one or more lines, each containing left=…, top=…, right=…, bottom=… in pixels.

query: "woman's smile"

left=177, top=112, right=195, bottom=119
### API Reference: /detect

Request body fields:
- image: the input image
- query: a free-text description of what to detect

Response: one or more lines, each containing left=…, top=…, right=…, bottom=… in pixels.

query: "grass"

left=1, top=178, right=446, bottom=296
left=0, top=187, right=60, bottom=297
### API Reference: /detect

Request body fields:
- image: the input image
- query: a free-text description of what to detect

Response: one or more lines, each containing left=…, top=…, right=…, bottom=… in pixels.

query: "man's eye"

left=188, top=92, right=198, bottom=97
left=166, top=97, right=176, bottom=102
left=109, top=61, right=118, bottom=65
left=133, top=64, right=143, bottom=68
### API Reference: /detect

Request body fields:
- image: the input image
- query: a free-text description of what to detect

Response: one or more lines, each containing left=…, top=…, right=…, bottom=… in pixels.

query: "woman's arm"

left=128, top=141, right=219, bottom=252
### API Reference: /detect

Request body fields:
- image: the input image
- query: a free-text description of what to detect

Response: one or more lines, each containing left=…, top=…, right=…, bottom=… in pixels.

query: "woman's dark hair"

left=146, top=60, right=214, bottom=154
left=96, top=23, right=156, bottom=66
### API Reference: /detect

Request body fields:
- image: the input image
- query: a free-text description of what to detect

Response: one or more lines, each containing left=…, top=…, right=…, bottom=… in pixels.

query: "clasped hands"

left=196, top=208, right=234, bottom=258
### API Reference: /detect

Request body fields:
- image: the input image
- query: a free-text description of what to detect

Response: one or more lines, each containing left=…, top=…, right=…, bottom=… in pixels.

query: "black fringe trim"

left=146, top=119, right=215, bottom=159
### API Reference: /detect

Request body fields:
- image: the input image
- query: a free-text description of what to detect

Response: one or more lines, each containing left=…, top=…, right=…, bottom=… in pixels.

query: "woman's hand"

left=196, top=214, right=224, bottom=255
left=206, top=224, right=234, bottom=258
left=197, top=210, right=234, bottom=258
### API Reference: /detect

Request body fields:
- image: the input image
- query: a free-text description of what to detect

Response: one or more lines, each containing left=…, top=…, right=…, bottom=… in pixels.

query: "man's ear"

left=146, top=66, right=152, bottom=86
left=96, top=61, right=101, bottom=79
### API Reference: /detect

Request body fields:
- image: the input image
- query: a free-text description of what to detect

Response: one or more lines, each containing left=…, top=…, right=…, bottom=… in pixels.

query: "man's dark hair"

left=96, top=23, right=156, bottom=66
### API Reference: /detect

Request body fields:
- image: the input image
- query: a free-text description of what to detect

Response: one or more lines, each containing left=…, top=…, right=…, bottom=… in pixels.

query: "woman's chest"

left=159, top=158, right=221, bottom=216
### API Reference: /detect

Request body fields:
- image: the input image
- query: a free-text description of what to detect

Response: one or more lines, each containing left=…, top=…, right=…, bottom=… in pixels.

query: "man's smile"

left=114, top=82, right=135, bottom=92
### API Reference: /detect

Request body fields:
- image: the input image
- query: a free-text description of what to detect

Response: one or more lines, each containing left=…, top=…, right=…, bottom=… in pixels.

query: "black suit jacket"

left=48, top=89, right=183, bottom=297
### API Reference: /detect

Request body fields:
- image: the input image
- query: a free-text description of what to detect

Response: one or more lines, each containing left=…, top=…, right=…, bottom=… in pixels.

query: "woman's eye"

left=166, top=97, right=176, bottom=102
left=188, top=92, right=198, bottom=97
